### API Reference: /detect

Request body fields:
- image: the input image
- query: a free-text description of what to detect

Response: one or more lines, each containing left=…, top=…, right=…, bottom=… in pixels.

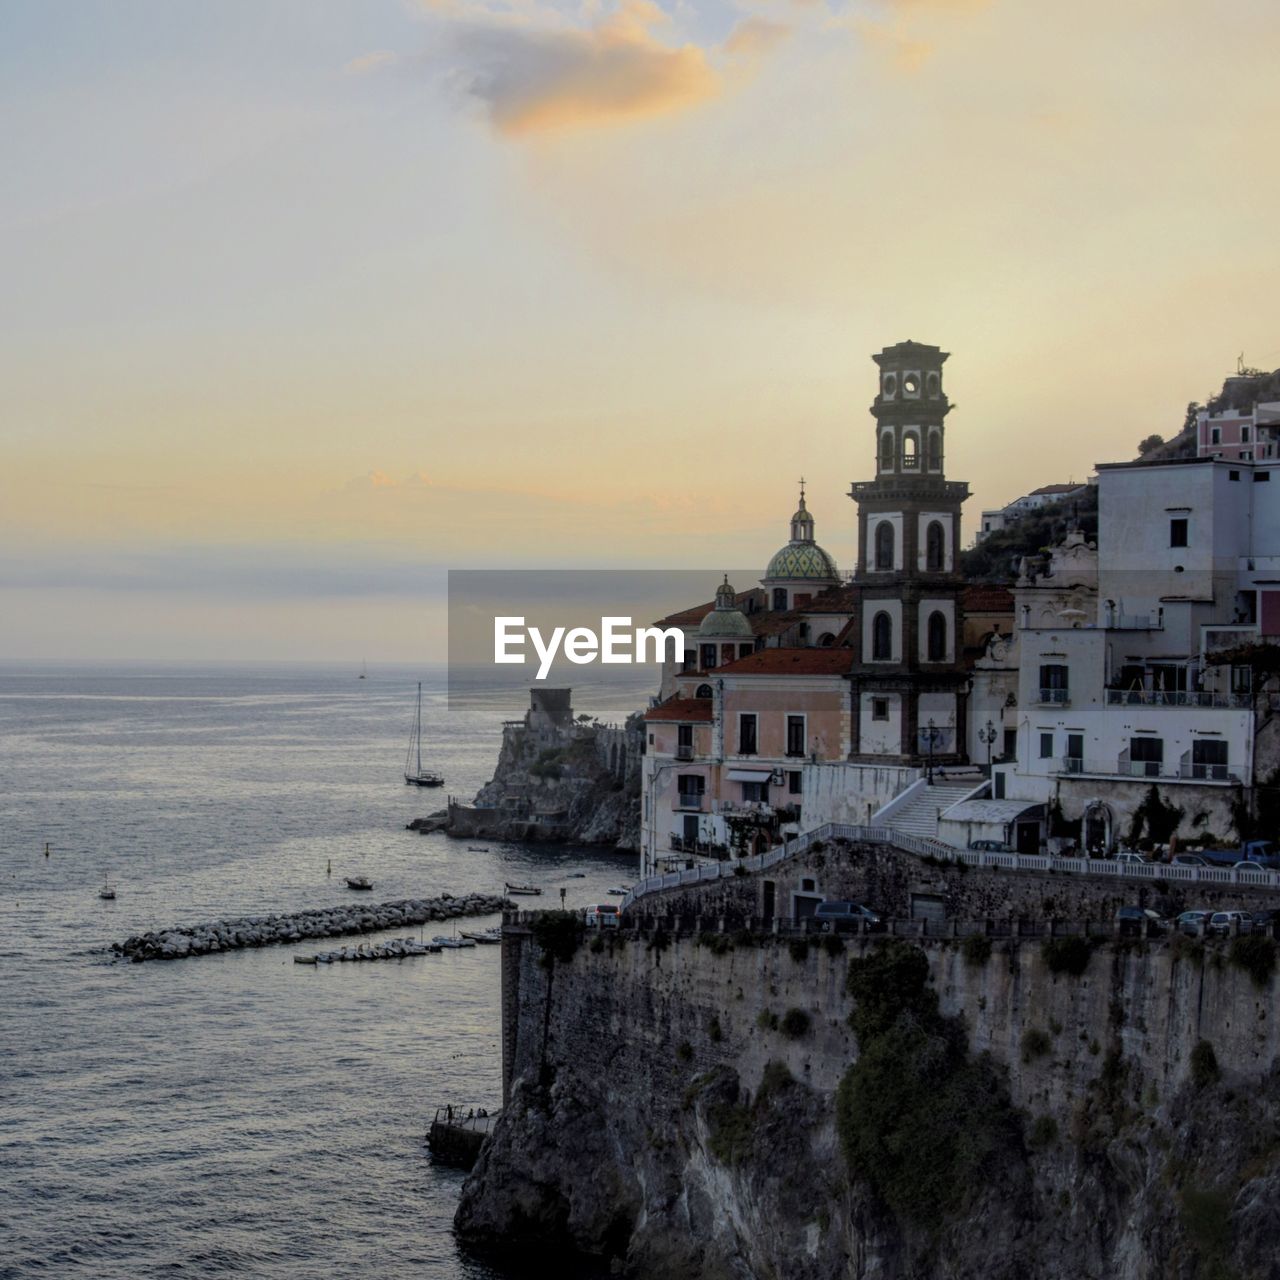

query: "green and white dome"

left=698, top=576, right=754, bottom=639
left=763, top=490, right=840, bottom=583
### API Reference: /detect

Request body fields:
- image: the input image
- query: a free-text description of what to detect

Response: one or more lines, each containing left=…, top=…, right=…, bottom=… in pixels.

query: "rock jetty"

left=112, top=892, right=509, bottom=963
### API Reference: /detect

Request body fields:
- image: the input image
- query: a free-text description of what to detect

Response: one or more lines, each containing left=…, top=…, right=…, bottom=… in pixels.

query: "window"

left=902, top=434, right=918, bottom=468
left=1169, top=518, right=1188, bottom=547
left=677, top=724, right=693, bottom=751
left=1191, top=739, right=1228, bottom=780
left=874, top=521, right=895, bottom=570
left=694, top=683, right=713, bottom=699
left=788, top=770, right=802, bottom=795
left=1243, top=426, right=1251, bottom=443
left=700, top=644, right=716, bottom=670
left=773, top=588, right=788, bottom=611
left=1211, top=427, right=1221, bottom=445
left=879, top=433, right=894, bottom=470
left=926, top=431, right=941, bottom=471
left=993, top=771, right=1006, bottom=799
left=786, top=715, right=806, bottom=758
left=1039, top=732, right=1054, bottom=759
left=738, top=713, right=758, bottom=755
left=1002, top=727, right=1017, bottom=759
left=871, top=697, right=890, bottom=721
left=925, top=521, right=945, bottom=571
left=1039, top=663, right=1069, bottom=703
left=872, top=612, right=893, bottom=661
left=1230, top=470, right=1240, bottom=481
left=927, top=611, right=947, bottom=661
left=1129, top=736, right=1164, bottom=777
left=677, top=774, right=705, bottom=806
left=1256, top=471, right=1270, bottom=483
left=741, top=781, right=768, bottom=803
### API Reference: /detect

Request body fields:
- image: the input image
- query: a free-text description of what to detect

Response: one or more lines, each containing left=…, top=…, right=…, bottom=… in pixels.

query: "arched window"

left=773, top=588, right=788, bottom=611
left=874, top=521, right=895, bottom=571
left=879, top=432, right=894, bottom=471
left=902, top=434, right=918, bottom=469
left=925, top=521, right=945, bottom=571
left=695, top=684, right=713, bottom=699
left=818, top=632, right=836, bottom=647
left=872, top=611, right=892, bottom=661
left=927, top=611, right=947, bottom=662
left=926, top=430, right=941, bottom=471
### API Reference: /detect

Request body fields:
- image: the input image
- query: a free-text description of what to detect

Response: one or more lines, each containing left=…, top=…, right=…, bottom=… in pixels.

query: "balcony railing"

left=1179, top=762, right=1235, bottom=782
left=675, top=793, right=705, bottom=811
left=1060, top=756, right=1084, bottom=774
left=675, top=744, right=694, bottom=761
left=1107, top=615, right=1163, bottom=631
left=1123, top=756, right=1166, bottom=778
left=668, top=834, right=728, bottom=857
left=1038, top=688, right=1070, bottom=705
left=1106, top=689, right=1250, bottom=709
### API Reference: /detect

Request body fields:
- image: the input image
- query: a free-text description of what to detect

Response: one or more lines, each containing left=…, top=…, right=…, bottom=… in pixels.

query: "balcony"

left=1105, top=689, right=1250, bottom=709
left=1107, top=615, right=1163, bottom=631
left=1060, top=756, right=1084, bottom=774
left=1038, top=688, right=1070, bottom=706
left=668, top=833, right=728, bottom=857
left=675, top=744, right=694, bottom=761
left=675, top=792, right=706, bottom=812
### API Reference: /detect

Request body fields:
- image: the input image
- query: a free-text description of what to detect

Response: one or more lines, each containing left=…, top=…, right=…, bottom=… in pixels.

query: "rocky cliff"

left=446, top=700, right=643, bottom=851
left=458, top=920, right=1280, bottom=1279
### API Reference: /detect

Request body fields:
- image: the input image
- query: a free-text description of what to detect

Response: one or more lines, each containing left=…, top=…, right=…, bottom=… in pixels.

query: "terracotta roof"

left=654, top=587, right=765, bottom=628
left=1029, top=483, right=1086, bottom=496
left=963, top=584, right=1015, bottom=611
left=799, top=584, right=861, bottom=614
left=644, top=697, right=715, bottom=723
left=715, top=648, right=856, bottom=677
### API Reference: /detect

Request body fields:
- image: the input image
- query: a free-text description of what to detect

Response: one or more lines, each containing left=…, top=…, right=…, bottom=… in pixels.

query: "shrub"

left=1021, top=1027, right=1052, bottom=1063
left=961, top=932, right=992, bottom=966
left=789, top=938, right=810, bottom=963
left=1042, top=935, right=1092, bottom=977
left=707, top=1099, right=753, bottom=1166
left=676, top=1040, right=694, bottom=1063
left=780, top=1007, right=812, bottom=1039
left=732, top=863, right=749, bottom=877
left=1028, top=1115, right=1059, bottom=1150
left=589, top=936, right=604, bottom=954
left=647, top=927, right=671, bottom=954
left=846, top=942, right=936, bottom=1039
left=757, top=1059, right=793, bottom=1102
left=698, top=931, right=732, bottom=956
left=1180, top=1187, right=1232, bottom=1260
left=821, top=933, right=846, bottom=957
left=530, top=910, right=584, bottom=965
left=731, top=928, right=757, bottom=948
left=756, top=1009, right=779, bottom=1032
left=1230, top=934, right=1276, bottom=986
left=1190, top=1040, right=1220, bottom=1089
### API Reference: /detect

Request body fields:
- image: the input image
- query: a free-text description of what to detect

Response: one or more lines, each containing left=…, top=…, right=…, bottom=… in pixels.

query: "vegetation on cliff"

left=836, top=942, right=1023, bottom=1230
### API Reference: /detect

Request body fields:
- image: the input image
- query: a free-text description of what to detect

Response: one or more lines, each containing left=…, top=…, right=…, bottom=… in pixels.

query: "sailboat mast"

left=416, top=682, right=423, bottom=775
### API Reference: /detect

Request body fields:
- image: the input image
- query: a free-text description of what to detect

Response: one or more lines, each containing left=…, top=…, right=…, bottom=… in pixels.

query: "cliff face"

left=458, top=928, right=1280, bottom=1279
left=448, top=709, right=643, bottom=851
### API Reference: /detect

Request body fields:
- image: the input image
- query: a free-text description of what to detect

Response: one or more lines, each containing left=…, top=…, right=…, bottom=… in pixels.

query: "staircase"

left=879, top=782, right=978, bottom=841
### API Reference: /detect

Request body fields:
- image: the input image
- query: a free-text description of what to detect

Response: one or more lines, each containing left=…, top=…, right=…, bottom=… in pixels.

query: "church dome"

left=698, top=576, right=754, bottom=639
left=763, top=486, right=840, bottom=583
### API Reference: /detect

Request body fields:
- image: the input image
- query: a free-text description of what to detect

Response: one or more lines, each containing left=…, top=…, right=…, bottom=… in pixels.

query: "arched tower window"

left=879, top=432, right=894, bottom=472
left=902, top=433, right=918, bottom=469
left=927, top=611, right=947, bottom=662
left=872, top=611, right=892, bottom=661
left=874, top=521, right=895, bottom=571
left=925, top=521, right=945, bottom=571
left=772, top=587, right=788, bottom=611
left=695, top=684, right=713, bottom=699
left=926, top=430, right=941, bottom=472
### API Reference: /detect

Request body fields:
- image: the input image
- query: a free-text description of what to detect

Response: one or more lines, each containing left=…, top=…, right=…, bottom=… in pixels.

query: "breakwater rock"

left=112, top=893, right=509, bottom=963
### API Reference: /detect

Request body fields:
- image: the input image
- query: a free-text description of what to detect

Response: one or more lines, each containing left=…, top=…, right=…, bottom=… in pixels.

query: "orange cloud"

left=439, top=1, right=721, bottom=135
left=723, top=18, right=793, bottom=59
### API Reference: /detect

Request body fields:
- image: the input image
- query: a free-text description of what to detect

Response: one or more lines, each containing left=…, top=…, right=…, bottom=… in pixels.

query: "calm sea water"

left=0, top=663, right=649, bottom=1279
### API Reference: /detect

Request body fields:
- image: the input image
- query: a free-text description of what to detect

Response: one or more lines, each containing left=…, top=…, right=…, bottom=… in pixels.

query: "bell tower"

left=849, top=340, right=971, bottom=765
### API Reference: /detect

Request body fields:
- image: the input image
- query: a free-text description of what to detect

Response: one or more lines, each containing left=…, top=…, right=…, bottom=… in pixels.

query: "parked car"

left=1114, top=851, right=1150, bottom=866
left=1175, top=910, right=1213, bottom=936
left=1201, top=840, right=1278, bottom=870
left=1207, top=910, right=1253, bottom=937
left=970, top=840, right=1012, bottom=853
left=1116, top=905, right=1168, bottom=935
left=584, top=904, right=621, bottom=929
left=814, top=901, right=882, bottom=932
left=1171, top=854, right=1210, bottom=868
left=1251, top=909, right=1275, bottom=930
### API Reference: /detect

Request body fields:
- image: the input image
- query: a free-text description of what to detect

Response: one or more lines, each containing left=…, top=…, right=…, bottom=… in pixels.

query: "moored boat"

left=345, top=876, right=373, bottom=891
left=504, top=882, right=542, bottom=896
left=405, top=682, right=444, bottom=787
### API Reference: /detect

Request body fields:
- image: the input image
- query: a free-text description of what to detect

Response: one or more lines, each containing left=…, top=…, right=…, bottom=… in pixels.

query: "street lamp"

left=978, top=719, right=997, bottom=773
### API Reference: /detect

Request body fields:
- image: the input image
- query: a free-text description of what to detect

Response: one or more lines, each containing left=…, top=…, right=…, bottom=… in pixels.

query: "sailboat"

left=358, top=659, right=367, bottom=680
left=405, top=682, right=444, bottom=787
left=98, top=876, right=116, bottom=901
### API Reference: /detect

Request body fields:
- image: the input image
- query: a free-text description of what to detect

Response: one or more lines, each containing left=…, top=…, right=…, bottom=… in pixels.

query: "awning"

left=727, top=768, right=774, bottom=782
left=941, top=799, right=1044, bottom=824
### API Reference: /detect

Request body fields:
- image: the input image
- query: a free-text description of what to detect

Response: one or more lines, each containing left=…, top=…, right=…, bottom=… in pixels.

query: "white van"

left=585, top=903, right=621, bottom=929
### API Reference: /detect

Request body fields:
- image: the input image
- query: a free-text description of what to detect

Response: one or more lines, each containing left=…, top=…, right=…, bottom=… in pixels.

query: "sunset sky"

left=3, top=0, right=1278, bottom=661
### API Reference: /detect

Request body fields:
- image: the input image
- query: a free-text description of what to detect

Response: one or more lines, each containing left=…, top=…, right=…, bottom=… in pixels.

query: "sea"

left=0, top=663, right=652, bottom=1279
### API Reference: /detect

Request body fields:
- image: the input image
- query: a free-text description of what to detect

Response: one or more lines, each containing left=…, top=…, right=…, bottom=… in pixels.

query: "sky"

left=2, top=0, right=1278, bottom=662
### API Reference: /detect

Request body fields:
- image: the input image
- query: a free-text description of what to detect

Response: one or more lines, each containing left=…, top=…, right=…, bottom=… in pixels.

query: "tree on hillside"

left=1137, top=434, right=1164, bottom=456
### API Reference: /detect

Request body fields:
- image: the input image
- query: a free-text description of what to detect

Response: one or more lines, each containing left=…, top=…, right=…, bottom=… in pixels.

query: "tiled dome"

left=765, top=541, right=840, bottom=582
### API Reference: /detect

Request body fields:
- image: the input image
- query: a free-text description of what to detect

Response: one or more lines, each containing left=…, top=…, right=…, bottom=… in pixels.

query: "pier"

left=112, top=892, right=509, bottom=963
left=428, top=1107, right=499, bottom=1168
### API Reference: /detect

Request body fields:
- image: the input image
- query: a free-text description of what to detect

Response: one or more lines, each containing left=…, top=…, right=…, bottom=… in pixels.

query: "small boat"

left=565, top=872, right=586, bottom=879
left=345, top=876, right=373, bottom=891
left=358, top=659, right=367, bottom=680
left=467, top=846, right=491, bottom=852
left=294, top=955, right=318, bottom=965
left=404, top=682, right=444, bottom=788
left=431, top=935, right=473, bottom=949
left=504, top=882, right=542, bottom=896
left=606, top=886, right=629, bottom=896
left=459, top=929, right=501, bottom=945
left=98, top=879, right=117, bottom=901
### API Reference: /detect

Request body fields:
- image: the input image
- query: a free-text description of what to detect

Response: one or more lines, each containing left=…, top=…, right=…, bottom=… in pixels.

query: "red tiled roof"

left=715, top=648, right=856, bottom=677
left=644, top=697, right=715, bottom=722
left=1029, top=483, right=1086, bottom=496
left=654, top=587, right=765, bottom=628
